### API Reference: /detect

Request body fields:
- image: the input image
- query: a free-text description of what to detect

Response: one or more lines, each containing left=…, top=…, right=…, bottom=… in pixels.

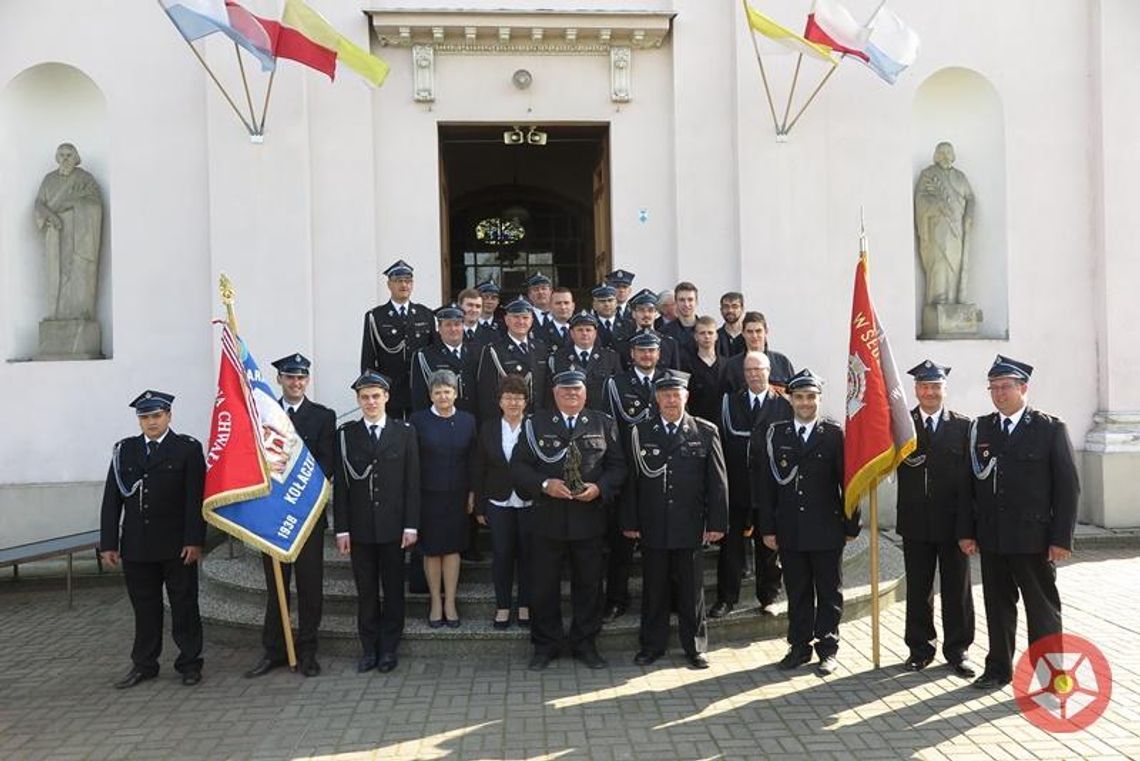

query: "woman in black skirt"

left=471, top=375, right=533, bottom=629
left=409, top=369, right=477, bottom=628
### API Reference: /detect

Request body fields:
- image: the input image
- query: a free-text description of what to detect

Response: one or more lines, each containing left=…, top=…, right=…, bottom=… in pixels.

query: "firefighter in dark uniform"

left=622, top=371, right=729, bottom=669
left=510, top=370, right=627, bottom=671
left=99, top=391, right=206, bottom=688
left=602, top=331, right=667, bottom=622
left=359, top=259, right=436, bottom=420
left=244, top=354, right=336, bottom=680
left=475, top=296, right=550, bottom=422
left=961, top=355, right=1079, bottom=690
left=548, top=310, right=621, bottom=411
left=476, top=278, right=505, bottom=335
left=755, top=370, right=860, bottom=676
left=590, top=284, right=624, bottom=350
left=711, top=351, right=792, bottom=618
left=333, top=372, right=421, bottom=675
left=606, top=268, right=636, bottom=322
left=536, top=286, right=576, bottom=352
left=410, top=305, right=478, bottom=416
left=895, top=360, right=978, bottom=678
left=614, top=289, right=681, bottom=371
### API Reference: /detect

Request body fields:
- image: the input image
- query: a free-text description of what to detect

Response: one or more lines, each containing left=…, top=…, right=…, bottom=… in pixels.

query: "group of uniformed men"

left=99, top=259, right=1078, bottom=691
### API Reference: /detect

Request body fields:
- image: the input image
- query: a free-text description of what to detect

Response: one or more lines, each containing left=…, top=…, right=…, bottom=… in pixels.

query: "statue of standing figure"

left=915, top=141, right=974, bottom=305
left=33, top=142, right=105, bottom=359
left=915, top=142, right=983, bottom=337
left=35, top=142, right=103, bottom=321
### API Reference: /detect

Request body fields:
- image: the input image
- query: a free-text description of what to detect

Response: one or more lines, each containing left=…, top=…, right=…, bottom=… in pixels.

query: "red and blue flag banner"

left=202, top=325, right=329, bottom=562
left=843, top=250, right=916, bottom=516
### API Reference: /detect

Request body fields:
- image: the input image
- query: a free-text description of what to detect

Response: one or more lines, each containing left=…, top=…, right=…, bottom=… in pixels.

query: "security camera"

left=503, top=127, right=524, bottom=145
left=526, top=128, right=548, bottom=146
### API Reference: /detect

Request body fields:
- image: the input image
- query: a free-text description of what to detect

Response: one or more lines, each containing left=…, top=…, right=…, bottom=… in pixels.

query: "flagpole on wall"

left=742, top=0, right=783, bottom=135
left=170, top=26, right=257, bottom=135
left=779, top=53, right=804, bottom=133
left=258, top=68, right=277, bottom=135
left=233, top=43, right=261, bottom=134
left=782, top=62, right=837, bottom=135
left=219, top=274, right=299, bottom=671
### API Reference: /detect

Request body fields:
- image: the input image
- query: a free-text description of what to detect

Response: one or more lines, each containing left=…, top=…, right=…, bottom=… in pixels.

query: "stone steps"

left=199, top=532, right=905, bottom=656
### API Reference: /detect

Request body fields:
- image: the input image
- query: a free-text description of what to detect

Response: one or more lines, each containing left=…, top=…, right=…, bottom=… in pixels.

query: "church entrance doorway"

left=438, top=124, right=611, bottom=305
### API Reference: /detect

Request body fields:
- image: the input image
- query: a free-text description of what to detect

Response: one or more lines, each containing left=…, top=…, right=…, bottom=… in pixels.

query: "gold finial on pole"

left=219, top=273, right=239, bottom=333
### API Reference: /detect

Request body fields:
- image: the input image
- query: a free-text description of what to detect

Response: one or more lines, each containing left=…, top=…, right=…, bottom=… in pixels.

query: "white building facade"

left=2, top=0, right=1138, bottom=548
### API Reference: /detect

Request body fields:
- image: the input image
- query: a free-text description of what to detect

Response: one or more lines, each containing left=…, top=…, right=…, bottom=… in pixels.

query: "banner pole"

left=870, top=477, right=881, bottom=668
left=219, top=274, right=298, bottom=670
left=257, top=67, right=277, bottom=135
left=169, top=22, right=255, bottom=135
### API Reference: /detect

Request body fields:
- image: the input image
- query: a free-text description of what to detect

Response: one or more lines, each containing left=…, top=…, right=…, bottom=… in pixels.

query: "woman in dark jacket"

left=470, top=374, right=533, bottom=629
left=409, top=369, right=477, bottom=628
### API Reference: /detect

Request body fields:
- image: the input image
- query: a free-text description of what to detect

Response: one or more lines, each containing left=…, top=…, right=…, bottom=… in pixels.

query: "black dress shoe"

left=972, top=672, right=1010, bottom=690
left=492, top=618, right=511, bottom=630
left=903, top=654, right=934, bottom=672
left=377, top=653, right=398, bottom=673
left=300, top=658, right=322, bottom=678
left=816, top=655, right=839, bottom=676
left=708, top=601, right=734, bottom=619
left=113, top=668, right=156, bottom=689
left=950, top=658, right=979, bottom=679
left=243, top=655, right=286, bottom=679
left=634, top=650, right=664, bottom=666
left=686, top=652, right=710, bottom=670
left=357, top=653, right=378, bottom=673
left=601, top=603, right=626, bottom=623
left=573, top=646, right=607, bottom=670
left=181, top=670, right=202, bottom=686
left=755, top=601, right=775, bottom=616
left=528, top=651, right=554, bottom=671
left=778, top=647, right=813, bottom=670
left=427, top=616, right=445, bottom=629
left=445, top=616, right=461, bottom=629
left=516, top=615, right=530, bottom=629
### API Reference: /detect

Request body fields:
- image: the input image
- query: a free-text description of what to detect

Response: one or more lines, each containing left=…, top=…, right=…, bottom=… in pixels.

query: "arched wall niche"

left=0, top=62, right=112, bottom=360
left=912, top=66, right=1008, bottom=340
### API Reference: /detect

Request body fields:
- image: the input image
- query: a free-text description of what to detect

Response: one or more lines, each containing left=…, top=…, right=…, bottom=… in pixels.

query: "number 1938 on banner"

left=202, top=324, right=329, bottom=562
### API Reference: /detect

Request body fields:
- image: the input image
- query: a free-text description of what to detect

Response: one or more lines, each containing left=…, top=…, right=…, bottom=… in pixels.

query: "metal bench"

left=0, top=530, right=104, bottom=608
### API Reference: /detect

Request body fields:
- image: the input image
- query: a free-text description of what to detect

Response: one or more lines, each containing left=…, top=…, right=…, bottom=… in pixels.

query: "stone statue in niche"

left=34, top=142, right=104, bottom=359
left=914, top=141, right=983, bottom=338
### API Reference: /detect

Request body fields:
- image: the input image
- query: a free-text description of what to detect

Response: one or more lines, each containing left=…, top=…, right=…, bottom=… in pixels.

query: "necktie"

left=642, top=376, right=651, bottom=392
left=1002, top=417, right=1012, bottom=437
left=465, top=329, right=474, bottom=342
left=146, top=440, right=159, bottom=459
left=604, top=320, right=612, bottom=331
left=287, top=406, right=296, bottom=419
left=580, top=351, right=589, bottom=366
left=398, top=305, right=407, bottom=318
left=751, top=395, right=761, bottom=417
left=369, top=424, right=379, bottom=443
left=798, top=425, right=808, bottom=442
left=559, top=327, right=567, bottom=340
left=518, top=342, right=528, bottom=354
left=925, top=417, right=934, bottom=435
left=453, top=348, right=462, bottom=361
left=566, top=416, right=576, bottom=433
left=667, top=422, right=678, bottom=437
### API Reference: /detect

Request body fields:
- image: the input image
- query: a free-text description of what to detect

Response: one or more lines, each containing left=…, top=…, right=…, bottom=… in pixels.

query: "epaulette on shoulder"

left=819, top=416, right=842, bottom=429
left=692, top=415, right=718, bottom=432
left=946, top=410, right=971, bottom=423
left=179, top=433, right=199, bottom=444
left=337, top=420, right=355, bottom=431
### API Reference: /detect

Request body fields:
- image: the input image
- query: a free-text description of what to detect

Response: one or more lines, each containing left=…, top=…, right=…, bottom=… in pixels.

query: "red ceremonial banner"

left=203, top=330, right=270, bottom=510
left=843, top=252, right=915, bottom=516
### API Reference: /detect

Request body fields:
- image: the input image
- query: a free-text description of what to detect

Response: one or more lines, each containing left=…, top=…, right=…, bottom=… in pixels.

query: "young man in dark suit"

left=244, top=353, right=336, bottom=679
left=895, top=360, right=978, bottom=678
left=755, top=370, right=860, bottom=676
left=99, top=391, right=206, bottom=688
left=961, top=355, right=1079, bottom=690
left=333, top=372, right=421, bottom=675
